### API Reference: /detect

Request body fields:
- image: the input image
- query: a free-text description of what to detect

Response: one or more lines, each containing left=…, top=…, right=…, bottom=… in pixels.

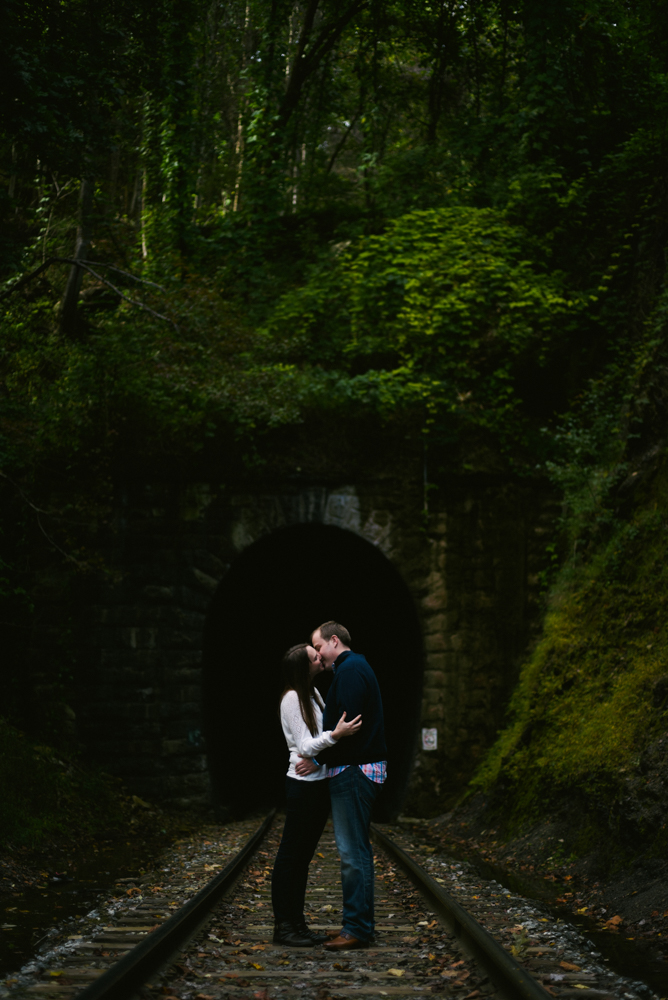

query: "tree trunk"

left=59, top=176, right=94, bottom=336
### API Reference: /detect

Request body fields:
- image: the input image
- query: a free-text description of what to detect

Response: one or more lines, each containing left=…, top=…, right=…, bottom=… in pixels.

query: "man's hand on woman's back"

left=295, top=756, right=320, bottom=776
left=332, top=711, right=362, bottom=740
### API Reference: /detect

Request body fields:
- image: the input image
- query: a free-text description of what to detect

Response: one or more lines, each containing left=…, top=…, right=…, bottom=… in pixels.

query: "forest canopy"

left=1, top=0, right=668, bottom=488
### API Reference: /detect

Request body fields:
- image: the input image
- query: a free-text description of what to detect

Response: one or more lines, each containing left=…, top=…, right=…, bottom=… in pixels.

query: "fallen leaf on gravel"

left=388, top=968, right=405, bottom=976
left=251, top=963, right=264, bottom=970
left=560, top=962, right=581, bottom=971
left=573, top=986, right=588, bottom=990
left=605, top=915, right=623, bottom=927
left=254, top=992, right=271, bottom=1000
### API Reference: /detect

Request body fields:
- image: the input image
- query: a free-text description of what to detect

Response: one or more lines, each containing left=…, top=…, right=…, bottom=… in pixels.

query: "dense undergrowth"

left=0, top=717, right=147, bottom=849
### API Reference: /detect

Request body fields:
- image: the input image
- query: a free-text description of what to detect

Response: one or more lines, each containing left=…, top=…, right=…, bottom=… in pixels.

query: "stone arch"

left=78, top=477, right=550, bottom=814
left=202, top=522, right=424, bottom=820
left=226, top=485, right=395, bottom=559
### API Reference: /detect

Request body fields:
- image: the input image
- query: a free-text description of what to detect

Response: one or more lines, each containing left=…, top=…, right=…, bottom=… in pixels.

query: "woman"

left=271, top=642, right=362, bottom=947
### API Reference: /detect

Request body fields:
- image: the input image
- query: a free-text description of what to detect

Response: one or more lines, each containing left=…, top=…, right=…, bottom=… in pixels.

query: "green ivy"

left=263, top=207, right=587, bottom=451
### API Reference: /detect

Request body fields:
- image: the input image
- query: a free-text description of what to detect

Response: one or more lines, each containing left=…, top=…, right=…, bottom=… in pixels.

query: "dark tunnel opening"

left=202, top=523, right=424, bottom=821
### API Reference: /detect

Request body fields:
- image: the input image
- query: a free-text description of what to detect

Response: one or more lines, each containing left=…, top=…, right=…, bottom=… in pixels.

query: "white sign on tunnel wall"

left=422, top=728, right=438, bottom=751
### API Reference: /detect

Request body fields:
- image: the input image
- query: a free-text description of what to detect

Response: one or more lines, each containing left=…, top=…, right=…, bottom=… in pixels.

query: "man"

left=296, top=620, right=387, bottom=951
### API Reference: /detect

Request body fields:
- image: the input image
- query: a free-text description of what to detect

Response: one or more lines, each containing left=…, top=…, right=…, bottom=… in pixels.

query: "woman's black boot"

left=297, top=918, right=327, bottom=945
left=273, top=921, right=315, bottom=947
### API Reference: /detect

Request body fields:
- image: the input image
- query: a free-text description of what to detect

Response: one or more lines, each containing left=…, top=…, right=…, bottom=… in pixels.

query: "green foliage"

left=470, top=271, right=668, bottom=836
left=0, top=718, right=124, bottom=847
left=0, top=0, right=162, bottom=181
left=473, top=458, right=668, bottom=829
left=0, top=275, right=309, bottom=472
left=537, top=268, right=668, bottom=552
left=264, top=207, right=586, bottom=450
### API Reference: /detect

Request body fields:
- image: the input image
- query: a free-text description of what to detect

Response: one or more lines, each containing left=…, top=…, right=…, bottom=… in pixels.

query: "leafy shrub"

left=263, top=207, right=587, bottom=450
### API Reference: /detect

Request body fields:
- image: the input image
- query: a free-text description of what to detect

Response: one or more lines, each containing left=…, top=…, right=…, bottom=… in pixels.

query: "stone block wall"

left=403, top=482, right=557, bottom=815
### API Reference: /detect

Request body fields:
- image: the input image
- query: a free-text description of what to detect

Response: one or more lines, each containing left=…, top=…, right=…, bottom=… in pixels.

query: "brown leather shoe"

left=323, top=931, right=369, bottom=951
left=326, top=928, right=341, bottom=938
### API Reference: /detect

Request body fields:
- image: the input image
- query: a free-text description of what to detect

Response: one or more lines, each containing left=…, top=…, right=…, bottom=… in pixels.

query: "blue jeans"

left=329, top=766, right=379, bottom=941
left=272, top=777, right=330, bottom=924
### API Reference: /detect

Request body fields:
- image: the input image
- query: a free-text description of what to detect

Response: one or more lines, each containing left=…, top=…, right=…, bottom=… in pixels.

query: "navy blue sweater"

left=316, top=650, right=387, bottom=767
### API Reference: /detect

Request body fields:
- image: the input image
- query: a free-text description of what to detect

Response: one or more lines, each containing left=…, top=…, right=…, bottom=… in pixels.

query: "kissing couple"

left=271, top=620, right=387, bottom=950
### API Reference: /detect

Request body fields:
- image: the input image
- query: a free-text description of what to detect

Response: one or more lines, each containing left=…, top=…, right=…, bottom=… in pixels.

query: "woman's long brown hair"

left=281, top=643, right=324, bottom=737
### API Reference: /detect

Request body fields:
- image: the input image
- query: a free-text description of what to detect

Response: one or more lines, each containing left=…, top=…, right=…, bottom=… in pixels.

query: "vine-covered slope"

left=473, top=432, right=668, bottom=863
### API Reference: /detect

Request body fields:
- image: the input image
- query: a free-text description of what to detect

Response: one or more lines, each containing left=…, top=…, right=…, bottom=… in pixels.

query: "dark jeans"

left=329, top=765, right=379, bottom=941
left=271, top=776, right=330, bottom=924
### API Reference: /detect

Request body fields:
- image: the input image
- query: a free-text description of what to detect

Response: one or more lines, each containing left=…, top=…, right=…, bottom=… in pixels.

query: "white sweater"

left=280, top=690, right=337, bottom=781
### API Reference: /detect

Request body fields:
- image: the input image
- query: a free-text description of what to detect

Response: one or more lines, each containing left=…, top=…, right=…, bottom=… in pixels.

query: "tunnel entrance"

left=202, top=523, right=424, bottom=821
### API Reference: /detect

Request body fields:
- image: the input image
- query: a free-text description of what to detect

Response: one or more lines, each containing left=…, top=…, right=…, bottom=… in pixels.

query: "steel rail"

left=76, top=809, right=276, bottom=1000
left=370, top=823, right=551, bottom=1000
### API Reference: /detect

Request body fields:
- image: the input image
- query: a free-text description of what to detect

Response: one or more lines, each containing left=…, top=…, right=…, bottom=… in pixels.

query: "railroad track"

left=1, top=813, right=656, bottom=1000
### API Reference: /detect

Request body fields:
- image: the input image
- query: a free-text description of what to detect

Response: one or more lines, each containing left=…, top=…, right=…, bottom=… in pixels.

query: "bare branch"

left=0, top=257, right=177, bottom=330
left=86, top=262, right=166, bottom=292
left=0, top=470, right=88, bottom=569
left=279, top=0, right=367, bottom=128
left=327, top=113, right=360, bottom=174
left=0, top=469, right=55, bottom=515
left=0, top=259, right=56, bottom=300
left=74, top=261, right=178, bottom=329
left=36, top=510, right=88, bottom=568
left=60, top=176, right=94, bottom=334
